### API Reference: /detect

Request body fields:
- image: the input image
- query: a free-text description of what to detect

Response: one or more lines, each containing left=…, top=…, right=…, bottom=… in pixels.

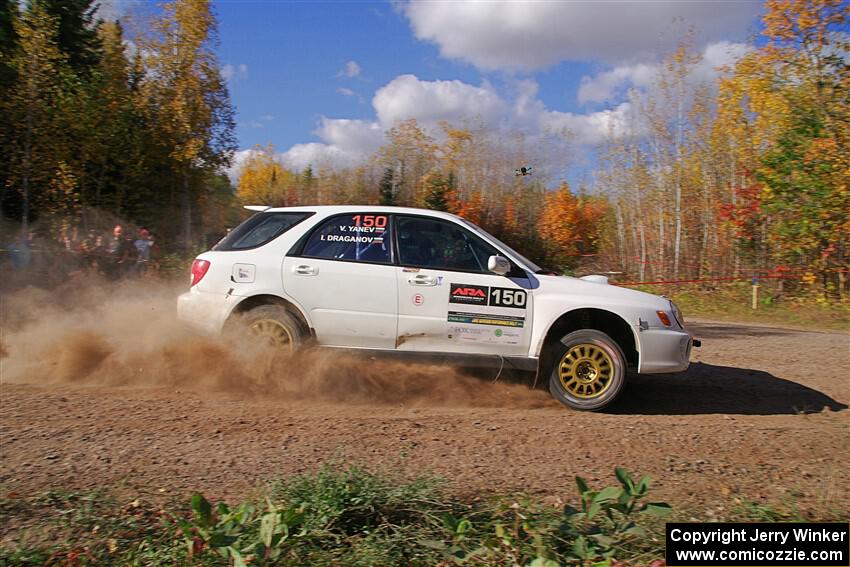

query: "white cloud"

left=577, top=41, right=750, bottom=104
left=226, top=148, right=258, bottom=183
left=508, top=79, right=632, bottom=145
left=337, top=87, right=356, bottom=97
left=266, top=75, right=631, bottom=174
left=240, top=113, right=275, bottom=130
left=281, top=118, right=383, bottom=170
left=403, top=1, right=760, bottom=71
left=95, top=0, right=133, bottom=21
left=578, top=64, right=656, bottom=105
left=222, top=63, right=248, bottom=81
left=372, top=74, right=506, bottom=129
left=541, top=103, right=633, bottom=146
left=338, top=60, right=361, bottom=78
left=280, top=143, right=348, bottom=171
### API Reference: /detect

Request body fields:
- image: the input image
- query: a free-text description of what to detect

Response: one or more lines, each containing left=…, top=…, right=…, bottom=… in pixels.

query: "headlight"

left=670, top=300, right=684, bottom=327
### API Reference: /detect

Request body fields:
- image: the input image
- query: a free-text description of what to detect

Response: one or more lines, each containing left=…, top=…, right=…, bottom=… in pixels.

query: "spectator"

left=80, top=229, right=103, bottom=273
left=104, top=224, right=133, bottom=280
left=133, top=227, right=154, bottom=277
left=8, top=233, right=32, bottom=270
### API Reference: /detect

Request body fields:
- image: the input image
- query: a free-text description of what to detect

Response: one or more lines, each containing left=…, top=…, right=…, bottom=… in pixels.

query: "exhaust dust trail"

left=1, top=278, right=552, bottom=408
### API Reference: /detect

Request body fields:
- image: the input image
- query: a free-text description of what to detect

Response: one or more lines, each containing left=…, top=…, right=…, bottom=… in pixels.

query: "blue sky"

left=203, top=1, right=764, bottom=178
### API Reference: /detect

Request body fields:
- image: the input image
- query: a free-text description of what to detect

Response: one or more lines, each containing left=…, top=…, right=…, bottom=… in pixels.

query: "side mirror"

left=488, top=255, right=511, bottom=276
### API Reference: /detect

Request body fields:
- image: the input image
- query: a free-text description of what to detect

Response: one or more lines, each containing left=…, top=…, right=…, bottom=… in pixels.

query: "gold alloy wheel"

left=558, top=343, right=614, bottom=399
left=249, top=318, right=294, bottom=350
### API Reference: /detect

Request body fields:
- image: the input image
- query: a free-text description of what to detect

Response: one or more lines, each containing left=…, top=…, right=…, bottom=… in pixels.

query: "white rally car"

left=178, top=205, right=697, bottom=410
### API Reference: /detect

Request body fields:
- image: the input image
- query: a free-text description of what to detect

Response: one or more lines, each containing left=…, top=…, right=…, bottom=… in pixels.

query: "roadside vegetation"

left=634, top=282, right=850, bottom=332
left=1, top=0, right=848, bottom=306
left=1, top=464, right=845, bottom=567
left=2, top=464, right=671, bottom=566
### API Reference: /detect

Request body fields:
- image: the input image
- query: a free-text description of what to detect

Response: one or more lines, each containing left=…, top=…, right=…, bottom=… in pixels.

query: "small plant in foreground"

left=0, top=465, right=671, bottom=566
left=418, top=467, right=670, bottom=566
left=178, top=494, right=305, bottom=566
left=560, top=467, right=671, bottom=565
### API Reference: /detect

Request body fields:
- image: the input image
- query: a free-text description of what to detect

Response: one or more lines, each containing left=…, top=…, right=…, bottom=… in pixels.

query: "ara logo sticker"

left=449, top=284, right=488, bottom=305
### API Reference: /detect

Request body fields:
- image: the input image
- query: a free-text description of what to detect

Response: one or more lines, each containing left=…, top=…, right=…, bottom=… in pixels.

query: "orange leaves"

left=538, top=183, right=581, bottom=263
left=449, top=191, right=484, bottom=225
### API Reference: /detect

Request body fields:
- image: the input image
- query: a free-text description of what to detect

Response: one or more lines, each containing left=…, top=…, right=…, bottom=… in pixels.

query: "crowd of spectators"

left=4, top=224, right=159, bottom=280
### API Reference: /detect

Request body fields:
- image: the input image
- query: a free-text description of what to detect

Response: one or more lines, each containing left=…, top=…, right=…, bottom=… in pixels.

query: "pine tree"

left=34, top=0, right=102, bottom=76
left=422, top=171, right=450, bottom=211
left=378, top=167, right=396, bottom=206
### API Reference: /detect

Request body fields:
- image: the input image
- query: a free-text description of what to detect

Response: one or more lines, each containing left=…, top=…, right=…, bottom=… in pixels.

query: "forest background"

left=0, top=0, right=847, bottom=304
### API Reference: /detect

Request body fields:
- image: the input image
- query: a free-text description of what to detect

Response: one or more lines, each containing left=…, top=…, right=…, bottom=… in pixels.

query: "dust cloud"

left=0, top=278, right=551, bottom=408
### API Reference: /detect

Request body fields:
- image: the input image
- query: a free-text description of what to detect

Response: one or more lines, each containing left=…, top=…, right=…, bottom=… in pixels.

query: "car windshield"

left=456, top=218, right=543, bottom=273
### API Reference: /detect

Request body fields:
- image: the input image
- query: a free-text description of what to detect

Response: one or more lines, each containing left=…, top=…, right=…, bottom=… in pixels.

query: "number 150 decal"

left=489, top=287, right=527, bottom=309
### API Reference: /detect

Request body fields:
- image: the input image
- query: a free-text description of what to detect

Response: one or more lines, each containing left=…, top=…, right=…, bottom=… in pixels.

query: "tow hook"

left=692, top=339, right=701, bottom=348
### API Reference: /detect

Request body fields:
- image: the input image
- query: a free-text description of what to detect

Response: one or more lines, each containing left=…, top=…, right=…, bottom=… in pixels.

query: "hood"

left=579, top=274, right=609, bottom=285
left=535, top=273, right=670, bottom=311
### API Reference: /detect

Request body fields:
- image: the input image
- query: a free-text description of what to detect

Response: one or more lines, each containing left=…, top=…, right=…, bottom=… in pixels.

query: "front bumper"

left=637, top=328, right=694, bottom=374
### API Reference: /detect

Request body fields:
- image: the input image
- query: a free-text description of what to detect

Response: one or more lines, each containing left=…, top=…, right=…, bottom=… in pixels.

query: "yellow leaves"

left=137, top=0, right=232, bottom=167
left=237, top=144, right=298, bottom=206
left=763, top=0, right=846, bottom=44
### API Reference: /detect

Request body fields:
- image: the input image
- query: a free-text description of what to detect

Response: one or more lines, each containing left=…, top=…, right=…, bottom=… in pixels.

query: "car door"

left=282, top=212, right=397, bottom=349
left=394, top=215, right=533, bottom=357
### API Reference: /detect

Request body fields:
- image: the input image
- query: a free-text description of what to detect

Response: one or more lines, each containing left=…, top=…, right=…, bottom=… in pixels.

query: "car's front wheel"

left=240, top=304, right=306, bottom=353
left=548, top=330, right=626, bottom=411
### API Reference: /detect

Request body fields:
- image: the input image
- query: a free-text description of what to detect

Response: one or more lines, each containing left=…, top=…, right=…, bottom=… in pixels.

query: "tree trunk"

left=181, top=170, right=192, bottom=253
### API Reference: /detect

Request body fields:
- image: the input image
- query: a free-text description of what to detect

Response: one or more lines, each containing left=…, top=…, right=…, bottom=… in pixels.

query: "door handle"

left=409, top=274, right=436, bottom=286
left=293, top=264, right=318, bottom=276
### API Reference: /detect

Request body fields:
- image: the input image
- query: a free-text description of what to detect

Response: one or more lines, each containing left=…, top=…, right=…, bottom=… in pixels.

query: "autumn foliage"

left=1, top=0, right=847, bottom=297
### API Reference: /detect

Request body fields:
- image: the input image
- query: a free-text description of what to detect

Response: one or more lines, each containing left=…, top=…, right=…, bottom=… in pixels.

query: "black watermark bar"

left=666, top=523, right=849, bottom=566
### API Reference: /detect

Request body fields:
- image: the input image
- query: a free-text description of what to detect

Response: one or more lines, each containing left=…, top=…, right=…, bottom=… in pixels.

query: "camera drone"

left=515, top=166, right=533, bottom=177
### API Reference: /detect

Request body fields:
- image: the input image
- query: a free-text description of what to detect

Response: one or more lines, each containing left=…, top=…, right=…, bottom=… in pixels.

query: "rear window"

left=213, top=212, right=312, bottom=251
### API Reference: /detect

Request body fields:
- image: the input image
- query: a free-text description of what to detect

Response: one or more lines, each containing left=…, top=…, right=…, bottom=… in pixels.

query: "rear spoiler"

left=243, top=205, right=271, bottom=212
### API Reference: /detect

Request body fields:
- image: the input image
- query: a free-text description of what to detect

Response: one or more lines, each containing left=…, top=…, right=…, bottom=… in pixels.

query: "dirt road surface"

left=1, top=310, right=848, bottom=521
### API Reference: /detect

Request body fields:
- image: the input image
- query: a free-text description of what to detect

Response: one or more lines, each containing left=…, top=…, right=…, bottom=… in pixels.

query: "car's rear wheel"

left=240, top=305, right=306, bottom=352
left=548, top=330, right=626, bottom=411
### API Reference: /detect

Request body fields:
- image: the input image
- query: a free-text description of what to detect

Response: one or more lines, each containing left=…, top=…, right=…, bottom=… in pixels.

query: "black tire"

left=238, top=304, right=307, bottom=352
left=548, top=329, right=626, bottom=411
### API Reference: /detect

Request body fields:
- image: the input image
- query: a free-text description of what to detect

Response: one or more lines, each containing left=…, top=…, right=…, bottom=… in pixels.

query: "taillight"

left=190, top=259, right=210, bottom=286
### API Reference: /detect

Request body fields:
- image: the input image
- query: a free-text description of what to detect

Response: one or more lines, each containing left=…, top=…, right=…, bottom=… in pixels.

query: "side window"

left=213, top=212, right=311, bottom=251
left=302, top=213, right=392, bottom=264
left=396, top=216, right=498, bottom=272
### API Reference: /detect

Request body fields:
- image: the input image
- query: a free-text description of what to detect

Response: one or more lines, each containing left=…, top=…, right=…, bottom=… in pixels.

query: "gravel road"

left=2, top=312, right=847, bottom=521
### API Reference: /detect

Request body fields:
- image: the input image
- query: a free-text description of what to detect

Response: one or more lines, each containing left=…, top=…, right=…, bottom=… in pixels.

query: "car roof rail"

left=243, top=205, right=271, bottom=212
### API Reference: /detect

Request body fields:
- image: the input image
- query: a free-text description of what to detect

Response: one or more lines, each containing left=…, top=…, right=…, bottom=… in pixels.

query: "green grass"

left=2, top=464, right=845, bottom=566
left=630, top=282, right=849, bottom=331
left=0, top=465, right=670, bottom=567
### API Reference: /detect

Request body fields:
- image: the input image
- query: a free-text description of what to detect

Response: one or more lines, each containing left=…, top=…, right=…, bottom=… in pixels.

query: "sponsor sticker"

left=412, top=293, right=424, bottom=306
left=447, top=311, right=525, bottom=328
left=449, top=283, right=488, bottom=305
left=449, top=283, right=527, bottom=309
left=231, top=263, right=255, bottom=283
left=448, top=325, right=521, bottom=344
